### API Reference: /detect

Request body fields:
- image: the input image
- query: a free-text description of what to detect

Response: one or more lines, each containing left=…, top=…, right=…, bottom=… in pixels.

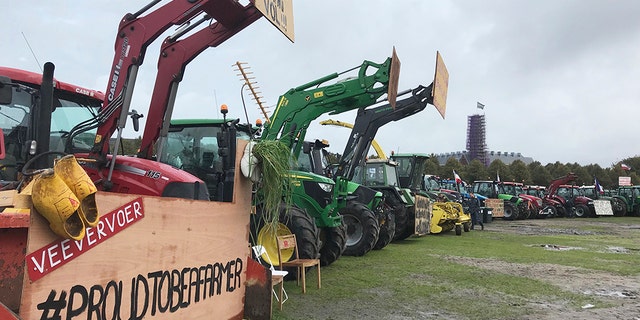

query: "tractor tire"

left=319, top=224, right=347, bottom=266
left=341, top=201, right=380, bottom=257
left=373, top=204, right=396, bottom=250
left=396, top=205, right=417, bottom=240
left=463, top=222, right=470, bottom=232
left=611, top=198, right=626, bottom=217
left=455, top=224, right=462, bottom=236
left=392, top=204, right=409, bottom=241
left=503, top=202, right=517, bottom=220
left=574, top=204, right=590, bottom=218
left=278, top=206, right=321, bottom=279
left=517, top=203, right=530, bottom=220
left=251, top=205, right=320, bottom=279
left=393, top=206, right=415, bottom=241
left=555, top=205, right=567, bottom=218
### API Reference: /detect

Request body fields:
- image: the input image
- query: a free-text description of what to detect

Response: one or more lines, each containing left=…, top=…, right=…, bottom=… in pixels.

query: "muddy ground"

left=287, top=218, right=640, bottom=320
left=446, top=218, right=640, bottom=320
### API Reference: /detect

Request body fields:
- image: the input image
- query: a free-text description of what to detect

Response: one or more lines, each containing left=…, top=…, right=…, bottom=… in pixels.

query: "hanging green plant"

left=252, top=140, right=293, bottom=228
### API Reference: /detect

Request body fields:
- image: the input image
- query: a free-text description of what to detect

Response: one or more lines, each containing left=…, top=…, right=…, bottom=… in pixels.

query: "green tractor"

left=612, top=185, right=640, bottom=216
left=324, top=53, right=449, bottom=242
left=579, top=184, right=626, bottom=216
left=252, top=53, right=404, bottom=263
left=298, top=139, right=384, bottom=254
left=471, top=180, right=528, bottom=220
left=392, top=153, right=471, bottom=236
left=355, top=157, right=429, bottom=240
left=159, top=53, right=401, bottom=267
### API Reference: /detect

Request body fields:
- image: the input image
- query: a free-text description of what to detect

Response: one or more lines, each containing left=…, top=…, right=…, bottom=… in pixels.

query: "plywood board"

left=484, top=199, right=504, bottom=218
left=19, top=140, right=253, bottom=319
left=594, top=199, right=613, bottom=216
left=413, top=194, right=431, bottom=236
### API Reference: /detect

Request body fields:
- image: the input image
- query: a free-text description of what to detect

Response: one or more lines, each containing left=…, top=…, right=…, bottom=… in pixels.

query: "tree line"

left=423, top=156, right=640, bottom=191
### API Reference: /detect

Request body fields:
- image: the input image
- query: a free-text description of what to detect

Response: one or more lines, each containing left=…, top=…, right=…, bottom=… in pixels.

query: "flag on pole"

left=453, top=170, right=462, bottom=184
left=477, top=102, right=485, bottom=109
left=594, top=177, right=604, bottom=194
left=621, top=163, right=631, bottom=171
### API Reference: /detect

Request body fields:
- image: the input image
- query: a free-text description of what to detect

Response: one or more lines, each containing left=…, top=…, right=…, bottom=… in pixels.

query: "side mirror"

left=0, top=76, right=13, bottom=105
left=129, top=109, right=144, bottom=132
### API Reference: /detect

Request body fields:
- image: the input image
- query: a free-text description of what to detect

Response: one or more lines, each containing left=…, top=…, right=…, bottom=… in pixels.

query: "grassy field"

left=270, top=217, right=640, bottom=320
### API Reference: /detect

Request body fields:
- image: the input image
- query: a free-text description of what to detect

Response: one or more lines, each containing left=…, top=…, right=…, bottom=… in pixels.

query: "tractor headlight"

left=318, top=182, right=333, bottom=193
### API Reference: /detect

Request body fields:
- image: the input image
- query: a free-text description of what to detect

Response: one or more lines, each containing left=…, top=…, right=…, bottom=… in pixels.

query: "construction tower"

left=466, top=114, right=488, bottom=166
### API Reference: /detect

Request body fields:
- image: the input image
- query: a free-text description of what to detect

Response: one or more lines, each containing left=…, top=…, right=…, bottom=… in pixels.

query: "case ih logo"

left=108, top=37, right=129, bottom=102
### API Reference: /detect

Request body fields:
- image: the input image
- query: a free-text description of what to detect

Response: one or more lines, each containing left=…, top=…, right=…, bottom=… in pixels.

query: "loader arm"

left=261, top=54, right=400, bottom=159
left=136, top=3, right=263, bottom=159
left=334, top=85, right=432, bottom=181
left=333, top=52, right=448, bottom=181
left=87, top=0, right=251, bottom=161
left=547, top=173, right=578, bottom=197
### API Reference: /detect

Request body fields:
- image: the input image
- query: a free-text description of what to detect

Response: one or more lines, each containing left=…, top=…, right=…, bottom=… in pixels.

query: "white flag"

left=477, top=102, right=485, bottom=109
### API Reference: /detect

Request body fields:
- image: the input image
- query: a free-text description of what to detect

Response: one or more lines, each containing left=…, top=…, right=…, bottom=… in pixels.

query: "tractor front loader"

left=326, top=52, right=449, bottom=241
left=250, top=50, right=402, bottom=265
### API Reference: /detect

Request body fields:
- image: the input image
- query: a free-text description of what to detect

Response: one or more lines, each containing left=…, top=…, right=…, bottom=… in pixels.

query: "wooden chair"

left=276, top=234, right=321, bottom=294
left=252, top=245, right=289, bottom=310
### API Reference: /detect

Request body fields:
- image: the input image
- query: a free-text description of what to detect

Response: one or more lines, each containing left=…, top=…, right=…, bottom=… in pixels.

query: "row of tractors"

left=160, top=49, right=474, bottom=269
left=429, top=172, right=640, bottom=221
left=0, top=1, right=475, bottom=318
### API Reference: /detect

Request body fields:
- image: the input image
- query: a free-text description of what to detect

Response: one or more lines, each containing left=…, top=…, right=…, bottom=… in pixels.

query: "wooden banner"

left=484, top=199, right=504, bottom=218
left=594, top=199, right=613, bottom=216
left=19, top=141, right=253, bottom=319
left=413, top=194, right=431, bottom=236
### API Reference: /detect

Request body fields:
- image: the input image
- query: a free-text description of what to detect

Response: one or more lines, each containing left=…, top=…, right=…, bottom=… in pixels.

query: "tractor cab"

left=0, top=68, right=103, bottom=182
left=158, top=119, right=253, bottom=201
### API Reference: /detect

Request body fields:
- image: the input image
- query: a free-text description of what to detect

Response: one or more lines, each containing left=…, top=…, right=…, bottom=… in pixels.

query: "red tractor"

left=524, top=185, right=562, bottom=218
left=546, top=173, right=595, bottom=218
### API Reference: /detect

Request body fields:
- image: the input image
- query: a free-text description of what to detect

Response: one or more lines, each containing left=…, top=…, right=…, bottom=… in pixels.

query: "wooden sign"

left=594, top=199, right=613, bottom=216
left=255, top=0, right=295, bottom=42
left=484, top=199, right=504, bottom=218
left=19, top=142, right=253, bottom=319
left=413, top=194, right=431, bottom=236
left=619, top=176, right=631, bottom=186
left=431, top=51, right=449, bottom=120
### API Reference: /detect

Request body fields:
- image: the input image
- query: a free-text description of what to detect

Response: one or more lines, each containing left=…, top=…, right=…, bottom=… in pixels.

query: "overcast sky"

left=4, top=0, right=640, bottom=168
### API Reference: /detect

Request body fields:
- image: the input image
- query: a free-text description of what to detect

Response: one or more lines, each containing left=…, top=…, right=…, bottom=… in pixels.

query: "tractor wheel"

left=611, top=198, right=626, bottom=217
left=319, top=224, right=347, bottom=266
left=503, top=202, right=517, bottom=220
left=455, top=224, right=462, bottom=236
left=463, top=222, right=470, bottom=232
left=394, top=205, right=416, bottom=241
left=341, top=201, right=380, bottom=256
left=392, top=204, right=409, bottom=241
left=574, top=204, right=590, bottom=218
left=555, top=205, right=567, bottom=218
left=373, top=204, right=396, bottom=250
left=516, top=203, right=530, bottom=220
